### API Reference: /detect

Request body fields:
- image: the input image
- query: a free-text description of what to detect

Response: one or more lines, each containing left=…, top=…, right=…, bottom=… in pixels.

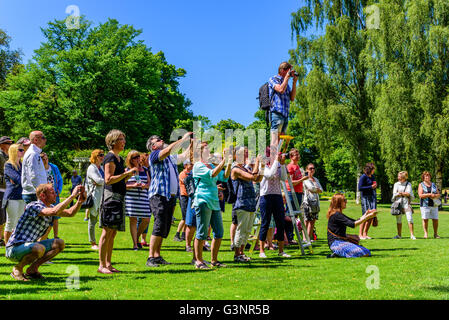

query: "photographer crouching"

left=6, top=184, right=86, bottom=281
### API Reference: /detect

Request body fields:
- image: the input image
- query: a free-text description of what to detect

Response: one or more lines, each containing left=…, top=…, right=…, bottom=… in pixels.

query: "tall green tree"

left=0, top=17, right=191, bottom=173
left=368, top=0, right=449, bottom=191
left=289, top=0, right=389, bottom=200
left=0, top=28, right=22, bottom=133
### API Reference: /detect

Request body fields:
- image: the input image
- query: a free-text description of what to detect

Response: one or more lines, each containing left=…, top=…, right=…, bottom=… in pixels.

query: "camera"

left=289, top=70, right=299, bottom=77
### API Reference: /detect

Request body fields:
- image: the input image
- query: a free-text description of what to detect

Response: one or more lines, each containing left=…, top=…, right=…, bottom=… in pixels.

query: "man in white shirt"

left=21, top=131, right=48, bottom=204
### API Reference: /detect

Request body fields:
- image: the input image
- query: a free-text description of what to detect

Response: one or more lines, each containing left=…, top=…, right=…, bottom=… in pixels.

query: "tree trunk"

left=435, top=159, right=444, bottom=193
left=356, top=172, right=361, bottom=205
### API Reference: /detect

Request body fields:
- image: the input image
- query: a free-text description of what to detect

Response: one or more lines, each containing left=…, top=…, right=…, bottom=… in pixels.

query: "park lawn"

left=1, top=198, right=449, bottom=300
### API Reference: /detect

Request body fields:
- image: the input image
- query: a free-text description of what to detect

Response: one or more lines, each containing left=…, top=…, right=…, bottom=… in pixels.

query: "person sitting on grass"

left=5, top=184, right=85, bottom=281
left=327, top=193, right=377, bottom=258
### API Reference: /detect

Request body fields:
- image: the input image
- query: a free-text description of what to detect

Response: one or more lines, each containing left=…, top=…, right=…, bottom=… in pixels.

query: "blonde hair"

left=125, top=150, right=141, bottom=169
left=90, top=149, right=104, bottom=164
left=398, top=171, right=408, bottom=180
left=327, top=193, right=347, bottom=219
left=7, top=144, right=22, bottom=170
left=105, top=129, right=125, bottom=151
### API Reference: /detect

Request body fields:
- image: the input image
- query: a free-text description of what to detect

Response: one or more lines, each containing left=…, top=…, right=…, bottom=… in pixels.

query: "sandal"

left=211, top=261, right=227, bottom=268
left=10, top=272, right=29, bottom=281
left=24, top=272, right=45, bottom=280
left=195, top=262, right=210, bottom=270
left=108, top=266, right=120, bottom=273
left=97, top=267, right=113, bottom=274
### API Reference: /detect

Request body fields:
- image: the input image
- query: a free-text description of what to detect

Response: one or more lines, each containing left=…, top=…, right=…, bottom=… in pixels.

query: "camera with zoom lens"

left=289, top=70, right=299, bottom=77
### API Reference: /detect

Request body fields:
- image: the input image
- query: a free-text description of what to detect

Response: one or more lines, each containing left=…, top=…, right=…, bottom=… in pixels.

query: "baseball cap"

left=0, top=136, right=14, bottom=145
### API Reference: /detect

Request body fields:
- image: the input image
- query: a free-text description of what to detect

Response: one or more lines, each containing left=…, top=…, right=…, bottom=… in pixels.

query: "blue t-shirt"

left=193, top=162, right=227, bottom=211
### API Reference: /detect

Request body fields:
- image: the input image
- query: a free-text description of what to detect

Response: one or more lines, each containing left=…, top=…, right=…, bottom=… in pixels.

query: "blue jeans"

left=194, top=202, right=223, bottom=240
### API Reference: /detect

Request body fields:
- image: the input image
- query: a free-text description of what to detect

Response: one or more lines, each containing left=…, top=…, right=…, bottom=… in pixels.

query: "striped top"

left=125, top=168, right=151, bottom=218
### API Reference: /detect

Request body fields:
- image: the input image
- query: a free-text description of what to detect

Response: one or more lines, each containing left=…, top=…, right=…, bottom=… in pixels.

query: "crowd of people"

left=0, top=61, right=445, bottom=281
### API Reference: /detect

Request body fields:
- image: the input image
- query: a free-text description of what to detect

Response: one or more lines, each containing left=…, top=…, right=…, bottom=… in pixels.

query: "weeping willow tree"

left=367, top=0, right=449, bottom=191
left=289, top=0, right=392, bottom=201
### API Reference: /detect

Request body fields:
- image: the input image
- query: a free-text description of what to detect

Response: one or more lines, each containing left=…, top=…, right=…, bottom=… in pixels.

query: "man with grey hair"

left=21, top=131, right=48, bottom=204
left=145, top=132, right=192, bottom=267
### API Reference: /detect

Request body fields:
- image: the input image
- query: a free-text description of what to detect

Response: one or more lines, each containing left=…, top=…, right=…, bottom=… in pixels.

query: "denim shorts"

left=270, top=112, right=288, bottom=134
left=194, top=202, right=224, bottom=240
left=185, top=197, right=197, bottom=227
left=5, top=239, right=56, bottom=262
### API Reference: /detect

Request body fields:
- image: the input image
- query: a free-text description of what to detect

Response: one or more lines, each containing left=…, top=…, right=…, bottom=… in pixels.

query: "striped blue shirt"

left=148, top=150, right=179, bottom=200
left=268, top=74, right=291, bottom=118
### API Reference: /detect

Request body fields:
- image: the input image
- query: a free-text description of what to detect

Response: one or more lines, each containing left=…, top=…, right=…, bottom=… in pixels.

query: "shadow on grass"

left=0, top=274, right=97, bottom=295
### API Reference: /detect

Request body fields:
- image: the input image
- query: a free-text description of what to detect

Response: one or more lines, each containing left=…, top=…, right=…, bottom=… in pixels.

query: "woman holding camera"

left=192, top=142, right=232, bottom=269
left=418, top=171, right=440, bottom=239
left=392, top=171, right=415, bottom=240
left=302, top=163, right=322, bottom=242
left=327, top=193, right=376, bottom=258
left=125, top=150, right=151, bottom=251
left=86, top=149, right=105, bottom=250
left=98, top=130, right=138, bottom=274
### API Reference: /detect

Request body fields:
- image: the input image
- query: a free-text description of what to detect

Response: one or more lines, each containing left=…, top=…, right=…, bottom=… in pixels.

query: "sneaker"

left=278, top=252, right=291, bottom=258
left=410, top=235, right=416, bottom=240
left=230, top=244, right=235, bottom=251
left=259, top=252, right=267, bottom=259
left=288, top=240, right=298, bottom=245
left=185, top=246, right=193, bottom=252
left=180, top=234, right=186, bottom=241
left=83, top=218, right=89, bottom=221
left=91, top=245, right=99, bottom=250
left=173, top=234, right=182, bottom=242
left=155, top=256, right=171, bottom=265
left=327, top=252, right=339, bottom=258
left=393, top=235, right=402, bottom=239
left=145, top=257, right=160, bottom=267
left=234, top=255, right=248, bottom=263
left=43, top=260, right=54, bottom=265
left=241, top=254, right=251, bottom=261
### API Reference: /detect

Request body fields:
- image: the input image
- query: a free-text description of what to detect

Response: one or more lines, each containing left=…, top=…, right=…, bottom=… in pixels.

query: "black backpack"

left=226, top=178, right=240, bottom=204
left=184, top=172, right=199, bottom=199
left=258, top=82, right=273, bottom=111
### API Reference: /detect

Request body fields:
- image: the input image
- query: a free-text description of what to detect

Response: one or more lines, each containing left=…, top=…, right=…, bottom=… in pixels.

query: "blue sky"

left=0, top=0, right=307, bottom=127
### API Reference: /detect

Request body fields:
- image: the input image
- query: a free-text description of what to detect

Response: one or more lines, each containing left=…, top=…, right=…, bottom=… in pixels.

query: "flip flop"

left=24, top=272, right=45, bottom=280
left=10, top=272, right=29, bottom=281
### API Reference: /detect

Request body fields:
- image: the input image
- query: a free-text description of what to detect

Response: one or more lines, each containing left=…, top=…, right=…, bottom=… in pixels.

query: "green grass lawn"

left=1, top=196, right=449, bottom=300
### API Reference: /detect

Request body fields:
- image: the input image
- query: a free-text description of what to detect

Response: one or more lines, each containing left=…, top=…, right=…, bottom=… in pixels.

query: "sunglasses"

left=132, top=155, right=140, bottom=160
left=309, top=167, right=315, bottom=170
left=18, top=149, right=25, bottom=152
left=98, top=154, right=105, bottom=157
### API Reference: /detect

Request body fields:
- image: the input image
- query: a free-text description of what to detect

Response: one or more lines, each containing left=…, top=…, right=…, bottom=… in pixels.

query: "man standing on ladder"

left=268, top=62, right=298, bottom=154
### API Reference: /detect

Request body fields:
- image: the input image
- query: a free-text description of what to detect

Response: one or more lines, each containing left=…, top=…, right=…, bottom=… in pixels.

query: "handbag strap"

left=327, top=228, right=352, bottom=243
